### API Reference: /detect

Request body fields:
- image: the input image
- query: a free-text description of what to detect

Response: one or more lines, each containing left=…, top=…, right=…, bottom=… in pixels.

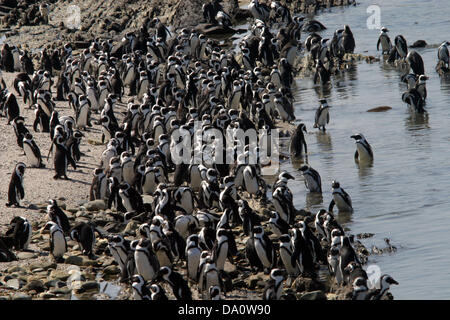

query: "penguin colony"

left=0, top=0, right=424, bottom=300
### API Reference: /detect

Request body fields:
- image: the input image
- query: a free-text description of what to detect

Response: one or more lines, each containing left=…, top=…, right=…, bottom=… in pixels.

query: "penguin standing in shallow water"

left=299, top=164, right=322, bottom=193
left=329, top=181, right=353, bottom=213
left=6, top=162, right=26, bottom=207
left=289, top=123, right=307, bottom=158
left=350, top=133, right=373, bottom=163
left=377, top=27, right=392, bottom=54
left=313, top=99, right=330, bottom=131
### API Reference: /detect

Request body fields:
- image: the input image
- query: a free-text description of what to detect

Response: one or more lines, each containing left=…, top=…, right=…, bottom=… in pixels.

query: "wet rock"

left=77, top=281, right=100, bottom=292
left=49, top=287, right=72, bottom=295
left=12, top=293, right=31, bottom=300
left=49, top=270, right=70, bottom=281
left=103, top=265, right=120, bottom=275
left=7, top=266, right=26, bottom=274
left=39, top=292, right=57, bottom=299
left=410, top=40, right=427, bottom=48
left=299, top=290, right=327, bottom=300
left=83, top=200, right=107, bottom=211
left=367, top=106, right=392, bottom=112
left=24, top=280, right=46, bottom=293
left=30, top=261, right=57, bottom=271
left=64, top=255, right=83, bottom=266
left=292, top=277, right=326, bottom=292
left=245, top=273, right=264, bottom=290
left=124, top=221, right=139, bottom=235
left=6, top=278, right=20, bottom=289
left=44, top=279, right=66, bottom=289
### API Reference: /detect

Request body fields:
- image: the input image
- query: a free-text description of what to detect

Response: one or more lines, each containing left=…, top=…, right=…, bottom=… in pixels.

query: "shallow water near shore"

left=273, top=0, right=450, bottom=299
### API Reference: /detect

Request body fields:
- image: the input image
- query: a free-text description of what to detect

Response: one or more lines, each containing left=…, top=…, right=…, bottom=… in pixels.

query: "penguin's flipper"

left=328, top=199, right=335, bottom=213
left=354, top=150, right=359, bottom=162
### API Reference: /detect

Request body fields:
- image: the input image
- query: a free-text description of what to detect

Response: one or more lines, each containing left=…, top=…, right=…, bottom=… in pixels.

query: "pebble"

left=24, top=280, right=46, bottom=293
left=299, top=290, right=327, bottom=300
left=83, top=200, right=107, bottom=211
left=12, top=293, right=31, bottom=300
left=6, top=278, right=20, bottom=289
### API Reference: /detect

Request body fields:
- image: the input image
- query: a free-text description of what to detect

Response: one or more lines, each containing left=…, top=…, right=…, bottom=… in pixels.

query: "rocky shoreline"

left=0, top=0, right=395, bottom=300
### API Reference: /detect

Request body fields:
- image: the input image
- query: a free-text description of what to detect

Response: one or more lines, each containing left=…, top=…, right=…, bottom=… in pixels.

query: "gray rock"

left=39, top=292, right=57, bottom=299
left=64, top=255, right=84, bottom=266
left=103, top=265, right=120, bottom=275
left=44, top=279, right=66, bottom=288
left=124, top=221, right=139, bottom=235
left=7, top=266, right=26, bottom=274
left=49, top=287, right=72, bottom=295
left=83, top=200, right=107, bottom=211
left=299, top=290, right=327, bottom=300
left=6, top=278, right=20, bottom=289
left=24, top=280, right=46, bottom=293
left=30, top=261, right=57, bottom=271
left=12, top=293, right=31, bottom=300
left=49, top=270, right=70, bottom=281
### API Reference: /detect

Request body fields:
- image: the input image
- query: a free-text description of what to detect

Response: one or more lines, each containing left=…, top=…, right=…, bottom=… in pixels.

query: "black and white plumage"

left=150, top=283, right=169, bottom=300
left=249, top=226, right=276, bottom=271
left=107, top=234, right=131, bottom=281
left=402, top=87, right=425, bottom=113
left=47, top=199, right=71, bottom=235
left=70, top=222, right=101, bottom=258
left=377, top=27, right=392, bottom=54
left=268, top=211, right=289, bottom=237
left=43, top=221, right=67, bottom=262
left=134, top=238, right=160, bottom=282
left=438, top=41, right=450, bottom=68
left=350, top=133, right=374, bottom=162
left=289, top=123, right=307, bottom=158
left=131, top=274, right=151, bottom=300
left=6, top=162, right=26, bottom=207
left=263, top=268, right=286, bottom=300
left=299, top=164, right=322, bottom=193
left=394, top=35, right=408, bottom=59
left=406, top=50, right=425, bottom=76
left=6, top=216, right=32, bottom=250
left=313, top=99, right=330, bottom=131
left=367, top=274, right=399, bottom=300
left=157, top=266, right=192, bottom=300
left=328, top=181, right=353, bottom=213
left=352, top=277, right=369, bottom=300
left=278, top=234, right=299, bottom=276
left=23, top=133, right=44, bottom=168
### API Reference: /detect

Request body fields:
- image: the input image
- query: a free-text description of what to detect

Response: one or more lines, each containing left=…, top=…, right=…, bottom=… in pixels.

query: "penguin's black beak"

left=388, top=278, right=399, bottom=285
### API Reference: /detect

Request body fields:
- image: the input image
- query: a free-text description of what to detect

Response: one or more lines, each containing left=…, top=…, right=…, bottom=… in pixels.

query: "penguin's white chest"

left=356, top=143, right=372, bottom=162
left=243, top=167, right=258, bottom=195
left=317, top=108, right=329, bottom=126
left=52, top=230, right=66, bottom=257
left=187, top=248, right=201, bottom=279
left=255, top=239, right=271, bottom=268
left=23, top=143, right=40, bottom=167
left=333, top=193, right=352, bottom=211
left=134, top=251, right=156, bottom=281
